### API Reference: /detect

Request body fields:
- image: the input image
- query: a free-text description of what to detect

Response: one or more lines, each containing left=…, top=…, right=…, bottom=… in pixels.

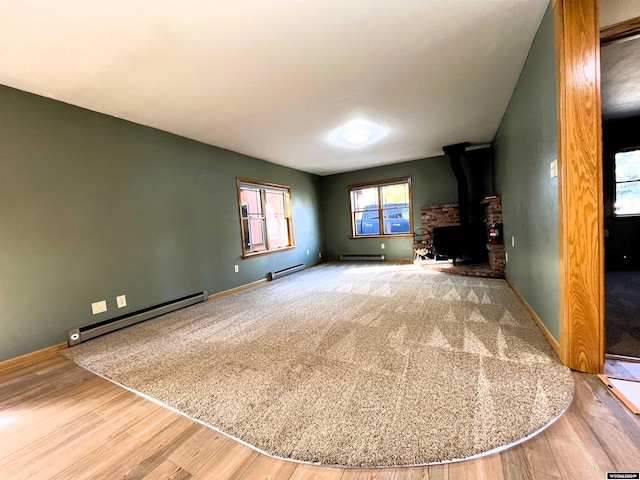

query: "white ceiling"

left=599, top=0, right=640, bottom=121
left=0, top=1, right=547, bottom=175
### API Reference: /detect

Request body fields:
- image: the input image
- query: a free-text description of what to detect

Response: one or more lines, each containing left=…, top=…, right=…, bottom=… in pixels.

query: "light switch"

left=91, top=300, right=107, bottom=315
left=116, top=295, right=127, bottom=308
left=550, top=159, right=558, bottom=178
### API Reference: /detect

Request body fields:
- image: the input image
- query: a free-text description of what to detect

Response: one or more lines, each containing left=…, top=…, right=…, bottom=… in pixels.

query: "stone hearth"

left=415, top=196, right=505, bottom=278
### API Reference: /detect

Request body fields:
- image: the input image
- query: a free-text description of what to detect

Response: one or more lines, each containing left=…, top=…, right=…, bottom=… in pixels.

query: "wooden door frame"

left=554, top=0, right=604, bottom=374
left=598, top=15, right=640, bottom=367
left=601, top=16, right=640, bottom=46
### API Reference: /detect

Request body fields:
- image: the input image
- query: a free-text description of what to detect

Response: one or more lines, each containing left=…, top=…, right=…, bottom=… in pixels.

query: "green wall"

left=321, top=149, right=493, bottom=260
left=0, top=85, right=323, bottom=361
left=493, top=4, right=559, bottom=339
left=0, top=6, right=554, bottom=361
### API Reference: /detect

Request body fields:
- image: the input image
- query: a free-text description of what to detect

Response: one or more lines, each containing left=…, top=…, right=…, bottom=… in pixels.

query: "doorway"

left=601, top=26, right=640, bottom=362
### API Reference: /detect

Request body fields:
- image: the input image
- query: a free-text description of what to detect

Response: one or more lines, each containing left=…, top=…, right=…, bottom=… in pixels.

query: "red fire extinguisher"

left=489, top=222, right=500, bottom=245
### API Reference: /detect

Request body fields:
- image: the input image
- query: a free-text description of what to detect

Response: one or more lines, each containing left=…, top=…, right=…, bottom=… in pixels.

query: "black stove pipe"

left=443, top=142, right=470, bottom=230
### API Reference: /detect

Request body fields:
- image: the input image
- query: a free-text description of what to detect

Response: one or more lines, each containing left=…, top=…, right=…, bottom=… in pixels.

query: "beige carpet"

left=63, top=262, right=574, bottom=467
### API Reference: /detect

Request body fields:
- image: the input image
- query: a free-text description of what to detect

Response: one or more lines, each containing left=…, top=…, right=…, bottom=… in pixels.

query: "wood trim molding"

left=207, top=278, right=269, bottom=301
left=347, top=177, right=413, bottom=240
left=386, top=258, right=414, bottom=264
left=597, top=374, right=640, bottom=414
left=236, top=178, right=296, bottom=259
left=554, top=0, right=567, bottom=367
left=505, top=278, right=561, bottom=359
left=0, top=342, right=68, bottom=375
left=606, top=354, right=640, bottom=364
left=208, top=262, right=328, bottom=301
left=601, top=16, right=640, bottom=46
left=554, top=0, right=604, bottom=374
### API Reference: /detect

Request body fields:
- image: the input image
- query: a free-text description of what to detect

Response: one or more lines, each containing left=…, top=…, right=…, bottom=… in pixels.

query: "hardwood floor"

left=1, top=356, right=639, bottom=479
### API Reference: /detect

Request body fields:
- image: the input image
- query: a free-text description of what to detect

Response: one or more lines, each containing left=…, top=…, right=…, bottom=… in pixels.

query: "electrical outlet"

left=511, top=236, right=515, bottom=248
left=604, top=229, right=609, bottom=238
left=91, top=300, right=107, bottom=315
left=307, top=249, right=310, bottom=255
left=506, top=252, right=509, bottom=262
left=319, top=252, right=322, bottom=259
left=381, top=243, right=385, bottom=249
left=234, top=265, right=239, bottom=273
left=116, top=295, right=127, bottom=308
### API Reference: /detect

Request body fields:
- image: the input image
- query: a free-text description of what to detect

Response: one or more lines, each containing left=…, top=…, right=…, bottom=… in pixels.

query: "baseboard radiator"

left=269, top=263, right=305, bottom=280
left=67, top=290, right=208, bottom=346
left=339, top=254, right=386, bottom=261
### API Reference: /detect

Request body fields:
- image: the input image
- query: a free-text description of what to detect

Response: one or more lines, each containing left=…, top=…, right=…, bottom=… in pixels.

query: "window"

left=237, top=179, right=294, bottom=256
left=614, top=149, right=640, bottom=216
left=349, top=178, right=412, bottom=237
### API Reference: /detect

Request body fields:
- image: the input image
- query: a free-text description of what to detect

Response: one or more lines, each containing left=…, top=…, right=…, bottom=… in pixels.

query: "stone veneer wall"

left=481, top=197, right=502, bottom=225
left=420, top=203, right=460, bottom=234
left=419, top=197, right=505, bottom=277
left=481, top=197, right=506, bottom=275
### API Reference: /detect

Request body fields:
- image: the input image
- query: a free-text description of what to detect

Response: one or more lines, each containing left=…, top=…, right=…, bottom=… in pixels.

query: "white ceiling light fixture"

left=327, top=119, right=389, bottom=149
left=343, top=127, right=371, bottom=145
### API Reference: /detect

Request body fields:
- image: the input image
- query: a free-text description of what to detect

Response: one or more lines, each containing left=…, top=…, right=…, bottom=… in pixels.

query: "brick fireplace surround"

left=415, top=197, right=505, bottom=278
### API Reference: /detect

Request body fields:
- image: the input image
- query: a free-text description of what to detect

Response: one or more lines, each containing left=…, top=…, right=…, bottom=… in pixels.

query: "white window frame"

left=614, top=148, right=640, bottom=217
